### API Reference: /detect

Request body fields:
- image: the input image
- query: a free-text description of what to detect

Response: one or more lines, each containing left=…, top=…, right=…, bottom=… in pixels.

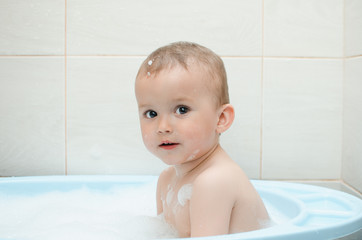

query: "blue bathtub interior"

left=0, top=175, right=361, bottom=240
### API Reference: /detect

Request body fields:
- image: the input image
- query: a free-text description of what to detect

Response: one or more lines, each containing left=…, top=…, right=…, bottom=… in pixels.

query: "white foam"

left=0, top=181, right=286, bottom=240
left=177, top=184, right=193, bottom=206
left=186, top=149, right=200, bottom=161
left=166, top=187, right=174, bottom=206
left=0, top=182, right=177, bottom=240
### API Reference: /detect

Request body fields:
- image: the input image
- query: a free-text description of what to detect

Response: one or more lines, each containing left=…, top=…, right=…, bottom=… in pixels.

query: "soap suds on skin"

left=177, top=184, right=193, bottom=206
left=166, top=187, right=174, bottom=207
left=186, top=149, right=200, bottom=161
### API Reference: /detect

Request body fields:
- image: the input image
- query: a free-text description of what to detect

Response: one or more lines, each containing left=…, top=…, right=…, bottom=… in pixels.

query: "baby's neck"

left=173, top=143, right=221, bottom=178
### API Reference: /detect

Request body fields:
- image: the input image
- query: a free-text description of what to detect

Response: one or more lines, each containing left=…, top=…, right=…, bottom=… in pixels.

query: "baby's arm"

left=189, top=172, right=236, bottom=237
left=156, top=167, right=173, bottom=215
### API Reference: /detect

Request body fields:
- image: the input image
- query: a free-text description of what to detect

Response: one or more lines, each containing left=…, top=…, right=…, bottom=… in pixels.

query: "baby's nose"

left=157, top=116, right=172, bottom=134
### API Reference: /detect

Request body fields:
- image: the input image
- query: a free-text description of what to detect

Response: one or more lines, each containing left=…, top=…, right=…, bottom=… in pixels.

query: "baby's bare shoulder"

left=160, top=166, right=175, bottom=179
left=157, top=167, right=175, bottom=189
left=193, top=161, right=243, bottom=194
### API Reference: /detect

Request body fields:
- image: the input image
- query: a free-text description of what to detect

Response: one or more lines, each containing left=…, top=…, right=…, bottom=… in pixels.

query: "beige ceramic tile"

left=342, top=57, right=362, bottom=192
left=221, top=58, right=262, bottom=179
left=0, top=57, right=65, bottom=176
left=345, top=0, right=362, bottom=57
left=67, top=0, right=262, bottom=56
left=264, top=0, right=343, bottom=57
left=0, top=0, right=65, bottom=55
left=66, top=57, right=166, bottom=175
left=262, top=58, right=343, bottom=179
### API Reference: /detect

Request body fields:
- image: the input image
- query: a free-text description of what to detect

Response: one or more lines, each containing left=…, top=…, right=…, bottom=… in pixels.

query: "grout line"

left=341, top=179, right=362, bottom=196
left=63, top=55, right=148, bottom=58
left=344, top=54, right=362, bottom=59
left=261, top=56, right=344, bottom=60
left=0, top=55, right=353, bottom=59
left=57, top=55, right=149, bottom=58
left=0, top=55, right=65, bottom=58
left=0, top=55, right=148, bottom=58
left=341, top=0, right=345, bottom=181
left=259, top=0, right=265, bottom=180
left=343, top=0, right=346, bottom=59
left=341, top=57, right=345, bottom=180
left=64, top=0, right=68, bottom=175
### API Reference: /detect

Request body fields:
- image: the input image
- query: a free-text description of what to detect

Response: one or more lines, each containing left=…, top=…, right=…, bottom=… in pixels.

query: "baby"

left=135, top=42, right=269, bottom=238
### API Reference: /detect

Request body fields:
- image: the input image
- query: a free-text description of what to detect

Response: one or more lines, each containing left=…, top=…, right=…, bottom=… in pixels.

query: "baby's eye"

left=175, top=106, right=189, bottom=115
left=145, top=110, right=157, bottom=119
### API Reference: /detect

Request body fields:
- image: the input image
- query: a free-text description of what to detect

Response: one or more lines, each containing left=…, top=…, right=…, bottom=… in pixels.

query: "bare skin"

left=135, top=65, right=269, bottom=237
left=157, top=145, right=269, bottom=237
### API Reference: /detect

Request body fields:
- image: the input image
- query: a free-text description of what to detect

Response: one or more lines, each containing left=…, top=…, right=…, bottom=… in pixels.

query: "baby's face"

left=135, top=66, right=221, bottom=166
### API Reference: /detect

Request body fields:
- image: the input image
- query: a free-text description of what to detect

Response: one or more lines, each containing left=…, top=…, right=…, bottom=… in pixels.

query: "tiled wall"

left=342, top=0, right=362, bottom=192
left=0, top=1, right=360, bottom=190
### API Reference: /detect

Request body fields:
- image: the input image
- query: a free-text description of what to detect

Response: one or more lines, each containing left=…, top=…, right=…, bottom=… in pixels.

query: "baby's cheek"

left=182, top=124, right=202, bottom=138
left=186, top=126, right=211, bottom=143
left=142, top=133, right=149, bottom=142
left=142, top=134, right=156, bottom=152
left=142, top=134, right=149, bottom=145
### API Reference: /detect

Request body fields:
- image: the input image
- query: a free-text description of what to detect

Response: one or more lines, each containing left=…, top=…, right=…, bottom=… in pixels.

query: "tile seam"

left=260, top=0, right=265, bottom=180
left=64, top=0, right=68, bottom=175
left=0, top=55, right=355, bottom=59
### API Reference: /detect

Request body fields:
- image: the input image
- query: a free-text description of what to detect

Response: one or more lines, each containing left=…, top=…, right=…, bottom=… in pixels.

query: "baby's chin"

left=151, top=149, right=202, bottom=166
left=158, top=155, right=193, bottom=166
left=160, top=158, right=185, bottom=166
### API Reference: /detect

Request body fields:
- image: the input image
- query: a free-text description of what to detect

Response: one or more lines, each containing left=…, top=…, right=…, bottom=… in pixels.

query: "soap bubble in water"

left=0, top=181, right=178, bottom=240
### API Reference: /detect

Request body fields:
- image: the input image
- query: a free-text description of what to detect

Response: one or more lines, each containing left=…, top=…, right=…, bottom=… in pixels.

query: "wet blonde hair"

left=136, top=42, right=229, bottom=106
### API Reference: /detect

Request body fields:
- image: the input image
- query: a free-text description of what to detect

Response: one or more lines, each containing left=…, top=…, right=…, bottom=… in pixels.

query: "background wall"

left=343, top=0, right=362, bottom=192
left=0, top=0, right=360, bottom=192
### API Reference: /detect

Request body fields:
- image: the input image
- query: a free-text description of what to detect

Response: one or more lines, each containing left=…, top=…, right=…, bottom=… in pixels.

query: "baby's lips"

left=159, top=142, right=180, bottom=150
left=159, top=141, right=177, bottom=146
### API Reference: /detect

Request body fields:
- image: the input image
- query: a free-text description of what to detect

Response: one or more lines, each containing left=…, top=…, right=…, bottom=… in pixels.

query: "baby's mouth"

left=159, top=142, right=179, bottom=150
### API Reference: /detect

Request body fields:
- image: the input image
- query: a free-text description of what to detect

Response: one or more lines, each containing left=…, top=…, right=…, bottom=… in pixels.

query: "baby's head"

left=136, top=42, right=229, bottom=107
left=135, top=42, right=234, bottom=166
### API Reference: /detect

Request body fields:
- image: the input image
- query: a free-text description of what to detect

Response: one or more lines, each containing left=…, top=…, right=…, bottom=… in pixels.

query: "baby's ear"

left=216, top=104, right=235, bottom=134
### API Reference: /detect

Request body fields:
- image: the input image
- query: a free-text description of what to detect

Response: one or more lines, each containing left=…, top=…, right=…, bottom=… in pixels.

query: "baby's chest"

left=162, top=184, right=193, bottom=237
left=163, top=200, right=191, bottom=237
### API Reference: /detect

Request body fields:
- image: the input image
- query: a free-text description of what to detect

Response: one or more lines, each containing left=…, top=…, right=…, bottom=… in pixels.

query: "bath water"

left=0, top=180, right=177, bottom=240
left=0, top=179, right=282, bottom=240
left=2, top=177, right=361, bottom=240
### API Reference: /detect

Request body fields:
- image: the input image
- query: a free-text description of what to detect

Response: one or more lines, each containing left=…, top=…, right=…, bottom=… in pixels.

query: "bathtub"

left=0, top=175, right=361, bottom=240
